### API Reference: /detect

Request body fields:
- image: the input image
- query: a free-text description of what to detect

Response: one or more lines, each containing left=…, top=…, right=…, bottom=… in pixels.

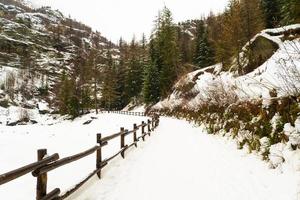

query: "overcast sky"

left=29, top=0, right=228, bottom=42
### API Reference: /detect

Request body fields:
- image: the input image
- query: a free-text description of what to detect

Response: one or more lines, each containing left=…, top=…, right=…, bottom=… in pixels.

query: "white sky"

left=29, top=0, right=228, bottom=42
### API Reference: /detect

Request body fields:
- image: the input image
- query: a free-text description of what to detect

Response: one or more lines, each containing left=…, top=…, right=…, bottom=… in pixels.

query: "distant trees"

left=261, top=0, right=300, bottom=27
left=56, top=49, right=91, bottom=117
left=50, top=1, right=300, bottom=116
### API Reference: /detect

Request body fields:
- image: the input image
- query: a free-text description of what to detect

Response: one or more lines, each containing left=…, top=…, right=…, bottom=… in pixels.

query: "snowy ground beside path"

left=69, top=117, right=300, bottom=200
left=0, top=113, right=149, bottom=200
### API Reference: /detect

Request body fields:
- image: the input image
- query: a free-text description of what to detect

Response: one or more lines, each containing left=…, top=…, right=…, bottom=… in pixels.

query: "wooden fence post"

left=133, top=124, right=137, bottom=147
left=147, top=119, right=151, bottom=136
left=141, top=121, right=145, bottom=141
left=120, top=127, right=125, bottom=158
left=151, top=118, right=154, bottom=131
left=36, top=149, right=47, bottom=200
left=96, top=133, right=102, bottom=179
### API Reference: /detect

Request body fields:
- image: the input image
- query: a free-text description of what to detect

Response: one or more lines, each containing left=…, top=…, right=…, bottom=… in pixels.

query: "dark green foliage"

left=37, top=85, right=49, bottom=96
left=100, top=51, right=119, bottom=110
left=261, top=0, right=282, bottom=28
left=148, top=7, right=180, bottom=99
left=57, top=71, right=72, bottom=114
left=125, top=39, right=144, bottom=100
left=143, top=63, right=160, bottom=104
left=67, top=95, right=80, bottom=118
left=193, top=20, right=214, bottom=68
left=280, top=0, right=300, bottom=25
left=177, top=27, right=192, bottom=64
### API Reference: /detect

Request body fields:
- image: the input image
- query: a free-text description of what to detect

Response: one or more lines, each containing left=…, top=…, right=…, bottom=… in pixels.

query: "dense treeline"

left=53, top=0, right=299, bottom=116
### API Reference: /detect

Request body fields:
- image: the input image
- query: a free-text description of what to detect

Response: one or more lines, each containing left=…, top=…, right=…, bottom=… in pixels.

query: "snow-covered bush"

left=269, top=143, right=286, bottom=168
left=284, top=122, right=300, bottom=149
left=259, top=137, right=270, bottom=160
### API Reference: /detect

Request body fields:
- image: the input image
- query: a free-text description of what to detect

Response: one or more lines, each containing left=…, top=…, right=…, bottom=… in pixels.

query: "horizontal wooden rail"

left=110, top=111, right=146, bottom=116
left=0, top=153, right=59, bottom=185
left=101, top=132, right=123, bottom=142
left=60, top=162, right=107, bottom=199
left=33, top=146, right=100, bottom=177
left=1, top=111, right=160, bottom=200
left=40, top=188, right=60, bottom=200
left=103, top=145, right=129, bottom=164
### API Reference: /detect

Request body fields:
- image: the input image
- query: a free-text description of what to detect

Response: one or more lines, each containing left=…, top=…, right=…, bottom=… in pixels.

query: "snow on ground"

left=0, top=114, right=299, bottom=200
left=0, top=113, right=149, bottom=200
left=68, top=117, right=300, bottom=200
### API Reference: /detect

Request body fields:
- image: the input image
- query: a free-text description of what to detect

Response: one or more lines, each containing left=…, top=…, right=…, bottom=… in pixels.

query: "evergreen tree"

left=100, top=49, right=119, bottom=110
left=125, top=38, right=144, bottom=100
left=261, top=0, right=282, bottom=28
left=86, top=48, right=100, bottom=113
left=115, top=37, right=129, bottom=109
left=177, top=27, right=192, bottom=64
left=193, top=20, right=214, bottom=68
left=57, top=70, right=71, bottom=114
left=143, top=63, right=160, bottom=104
left=280, top=0, right=300, bottom=25
left=150, top=7, right=179, bottom=98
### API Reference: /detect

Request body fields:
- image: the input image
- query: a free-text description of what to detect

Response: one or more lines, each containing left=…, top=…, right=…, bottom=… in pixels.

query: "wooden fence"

left=108, top=110, right=146, bottom=116
left=0, top=112, right=160, bottom=200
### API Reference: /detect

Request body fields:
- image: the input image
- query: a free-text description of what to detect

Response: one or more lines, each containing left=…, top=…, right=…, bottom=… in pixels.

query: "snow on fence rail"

left=0, top=112, right=160, bottom=200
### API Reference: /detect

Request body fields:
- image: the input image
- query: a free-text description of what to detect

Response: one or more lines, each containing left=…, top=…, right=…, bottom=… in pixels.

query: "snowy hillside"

left=151, top=24, right=300, bottom=172
left=0, top=0, right=119, bottom=123
left=154, top=24, right=300, bottom=110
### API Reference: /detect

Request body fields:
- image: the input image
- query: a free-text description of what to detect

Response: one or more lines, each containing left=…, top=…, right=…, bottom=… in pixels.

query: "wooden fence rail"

left=0, top=112, right=160, bottom=200
left=109, top=110, right=146, bottom=116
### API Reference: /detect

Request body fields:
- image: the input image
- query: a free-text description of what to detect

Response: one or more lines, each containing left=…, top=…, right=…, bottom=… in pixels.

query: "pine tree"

left=150, top=7, right=179, bottom=98
left=143, top=63, right=160, bottom=104
left=100, top=49, right=119, bottom=110
left=57, top=70, right=71, bottom=114
left=193, top=20, right=214, bottom=68
left=261, top=0, right=282, bottom=28
left=115, top=38, right=129, bottom=109
left=86, top=48, right=100, bottom=113
left=280, top=0, right=300, bottom=25
left=178, top=27, right=192, bottom=64
left=125, top=37, right=144, bottom=100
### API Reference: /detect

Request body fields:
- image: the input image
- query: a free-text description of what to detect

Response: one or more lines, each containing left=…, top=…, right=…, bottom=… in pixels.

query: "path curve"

left=68, top=117, right=298, bottom=200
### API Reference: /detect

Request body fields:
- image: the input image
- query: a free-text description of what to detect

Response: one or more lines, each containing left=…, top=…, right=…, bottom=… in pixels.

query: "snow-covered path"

left=68, top=117, right=299, bottom=200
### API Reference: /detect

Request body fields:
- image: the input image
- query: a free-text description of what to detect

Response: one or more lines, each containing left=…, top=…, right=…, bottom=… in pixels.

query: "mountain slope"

left=0, top=0, right=118, bottom=123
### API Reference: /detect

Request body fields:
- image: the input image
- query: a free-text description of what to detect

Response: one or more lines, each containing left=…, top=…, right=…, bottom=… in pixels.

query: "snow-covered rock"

left=153, top=24, right=300, bottom=111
